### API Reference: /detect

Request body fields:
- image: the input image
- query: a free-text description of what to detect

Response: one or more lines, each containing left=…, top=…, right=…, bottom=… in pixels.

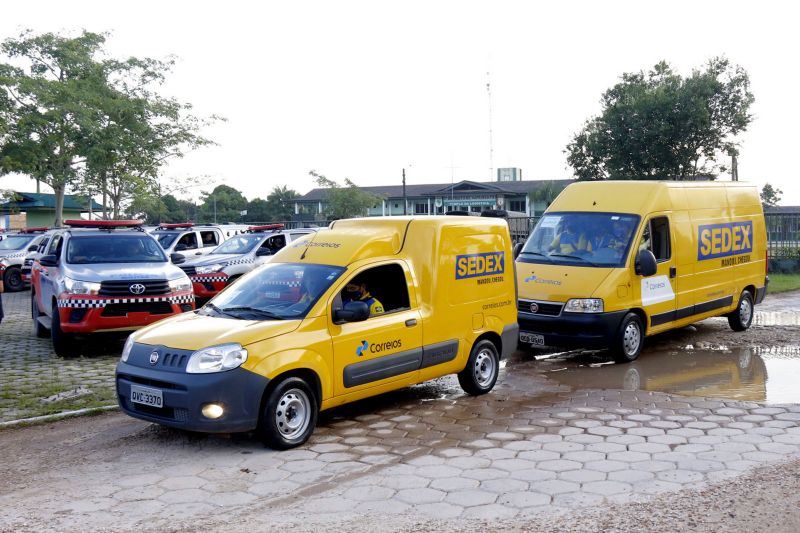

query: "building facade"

left=0, top=192, right=104, bottom=228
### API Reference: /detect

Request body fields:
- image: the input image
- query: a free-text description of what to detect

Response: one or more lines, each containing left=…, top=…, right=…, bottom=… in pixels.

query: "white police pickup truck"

left=151, top=223, right=226, bottom=257
left=179, top=224, right=316, bottom=300
left=0, top=227, right=50, bottom=292
left=30, top=220, right=195, bottom=357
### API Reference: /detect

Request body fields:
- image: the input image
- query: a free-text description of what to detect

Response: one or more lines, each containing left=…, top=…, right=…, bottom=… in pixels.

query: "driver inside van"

left=549, top=221, right=591, bottom=254
left=342, top=280, right=384, bottom=316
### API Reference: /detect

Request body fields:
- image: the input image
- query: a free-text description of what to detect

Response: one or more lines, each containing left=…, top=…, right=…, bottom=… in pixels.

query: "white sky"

left=2, top=0, right=799, bottom=204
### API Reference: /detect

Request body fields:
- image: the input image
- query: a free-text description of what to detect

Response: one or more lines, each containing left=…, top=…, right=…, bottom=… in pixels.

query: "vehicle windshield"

left=211, top=234, right=263, bottom=255
left=66, top=235, right=168, bottom=264
left=153, top=232, right=179, bottom=249
left=0, top=234, right=36, bottom=251
left=519, top=212, right=640, bottom=268
left=205, top=262, right=345, bottom=320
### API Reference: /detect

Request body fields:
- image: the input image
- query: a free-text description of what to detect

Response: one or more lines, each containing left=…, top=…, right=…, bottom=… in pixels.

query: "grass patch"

left=768, top=273, right=800, bottom=294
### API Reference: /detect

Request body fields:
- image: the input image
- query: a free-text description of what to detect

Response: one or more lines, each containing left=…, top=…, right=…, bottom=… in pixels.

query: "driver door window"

left=177, top=232, right=198, bottom=250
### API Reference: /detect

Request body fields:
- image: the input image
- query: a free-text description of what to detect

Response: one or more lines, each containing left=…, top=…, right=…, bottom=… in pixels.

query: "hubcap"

left=275, top=388, right=310, bottom=439
left=740, top=298, right=752, bottom=326
left=623, top=322, right=641, bottom=356
left=473, top=349, right=496, bottom=387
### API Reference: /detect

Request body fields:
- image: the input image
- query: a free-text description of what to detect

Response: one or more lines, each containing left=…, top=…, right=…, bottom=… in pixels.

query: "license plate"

left=520, top=332, right=545, bottom=346
left=130, top=385, right=163, bottom=408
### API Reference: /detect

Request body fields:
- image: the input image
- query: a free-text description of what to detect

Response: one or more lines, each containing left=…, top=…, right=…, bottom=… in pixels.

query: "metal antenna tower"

left=486, top=69, right=494, bottom=182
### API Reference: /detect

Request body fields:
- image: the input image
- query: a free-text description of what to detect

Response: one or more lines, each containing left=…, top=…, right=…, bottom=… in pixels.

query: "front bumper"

left=57, top=291, right=195, bottom=333
left=116, top=342, right=269, bottom=433
left=190, top=273, right=229, bottom=298
left=518, top=309, right=628, bottom=349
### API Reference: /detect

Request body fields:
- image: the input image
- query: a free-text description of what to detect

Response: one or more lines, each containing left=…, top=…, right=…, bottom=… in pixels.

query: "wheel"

left=51, top=303, right=79, bottom=358
left=260, top=377, right=317, bottom=450
left=611, top=313, right=644, bottom=363
left=458, top=339, right=500, bottom=395
left=3, top=267, right=23, bottom=292
left=623, top=368, right=641, bottom=390
left=727, top=291, right=754, bottom=332
left=31, top=291, right=48, bottom=338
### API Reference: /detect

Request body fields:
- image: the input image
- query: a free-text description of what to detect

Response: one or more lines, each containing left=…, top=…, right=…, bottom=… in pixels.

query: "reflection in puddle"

left=539, top=346, right=800, bottom=404
left=753, top=311, right=800, bottom=326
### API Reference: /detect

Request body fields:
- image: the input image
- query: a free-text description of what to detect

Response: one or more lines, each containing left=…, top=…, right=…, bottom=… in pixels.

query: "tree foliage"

left=198, top=184, right=247, bottom=223
left=760, top=183, right=783, bottom=208
left=244, top=186, right=299, bottom=223
left=566, top=58, right=754, bottom=181
left=0, top=30, right=219, bottom=224
left=128, top=193, right=196, bottom=224
left=309, top=170, right=381, bottom=220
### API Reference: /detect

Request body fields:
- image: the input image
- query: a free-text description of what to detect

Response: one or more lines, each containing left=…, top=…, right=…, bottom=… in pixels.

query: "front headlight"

left=186, top=343, right=248, bottom=374
left=168, top=276, right=193, bottom=292
left=64, top=277, right=102, bottom=295
left=564, top=298, right=604, bottom=313
left=120, top=335, right=135, bottom=362
left=196, top=264, right=224, bottom=275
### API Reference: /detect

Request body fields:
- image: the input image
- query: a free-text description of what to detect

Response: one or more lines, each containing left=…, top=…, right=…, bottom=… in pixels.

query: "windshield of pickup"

left=205, top=262, right=344, bottom=320
left=66, top=235, right=167, bottom=264
left=0, top=234, right=36, bottom=252
left=211, top=234, right=263, bottom=255
left=518, top=212, right=640, bottom=268
left=153, top=232, right=179, bottom=249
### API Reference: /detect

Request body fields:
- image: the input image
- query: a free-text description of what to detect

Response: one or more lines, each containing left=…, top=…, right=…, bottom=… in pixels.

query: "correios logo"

left=524, top=274, right=562, bottom=286
left=356, top=340, right=369, bottom=357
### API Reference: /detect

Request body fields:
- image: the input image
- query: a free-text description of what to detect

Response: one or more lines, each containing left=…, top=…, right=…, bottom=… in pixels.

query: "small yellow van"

left=116, top=217, right=518, bottom=448
left=515, top=181, right=767, bottom=362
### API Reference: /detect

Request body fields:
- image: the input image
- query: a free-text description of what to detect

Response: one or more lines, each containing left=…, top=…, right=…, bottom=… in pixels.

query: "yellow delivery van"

left=515, top=181, right=767, bottom=362
left=116, top=217, right=518, bottom=449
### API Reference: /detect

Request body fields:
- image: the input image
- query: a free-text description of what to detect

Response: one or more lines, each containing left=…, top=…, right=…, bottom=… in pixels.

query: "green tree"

left=198, top=184, right=247, bottom=223
left=566, top=58, right=754, bottom=181
left=528, top=181, right=567, bottom=215
left=128, top=193, right=194, bottom=224
left=265, top=185, right=298, bottom=220
left=309, top=170, right=381, bottom=220
left=760, top=183, right=783, bottom=208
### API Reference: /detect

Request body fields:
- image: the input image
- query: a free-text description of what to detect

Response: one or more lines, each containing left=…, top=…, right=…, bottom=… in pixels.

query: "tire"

left=611, top=312, right=644, bottom=363
left=51, top=303, right=79, bottom=358
left=727, top=291, right=754, bottom=332
left=3, top=267, right=24, bottom=292
left=260, top=377, right=317, bottom=450
left=457, top=339, right=500, bottom=395
left=31, top=291, right=48, bottom=338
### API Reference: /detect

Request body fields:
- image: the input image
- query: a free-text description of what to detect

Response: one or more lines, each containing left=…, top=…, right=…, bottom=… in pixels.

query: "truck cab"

left=0, top=227, right=49, bottom=292
left=152, top=223, right=226, bottom=257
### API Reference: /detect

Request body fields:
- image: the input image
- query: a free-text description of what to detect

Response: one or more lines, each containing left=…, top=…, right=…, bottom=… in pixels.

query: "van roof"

left=547, top=180, right=760, bottom=214
left=274, top=216, right=508, bottom=267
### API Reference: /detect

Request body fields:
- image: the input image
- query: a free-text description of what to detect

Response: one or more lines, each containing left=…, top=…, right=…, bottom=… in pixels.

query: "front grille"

left=179, top=266, right=197, bottom=276
left=101, top=302, right=174, bottom=317
left=24, top=258, right=33, bottom=266
left=518, top=299, right=563, bottom=316
left=99, top=279, right=170, bottom=296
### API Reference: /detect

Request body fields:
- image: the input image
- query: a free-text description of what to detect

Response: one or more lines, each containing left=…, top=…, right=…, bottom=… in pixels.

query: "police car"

left=179, top=224, right=316, bottom=300
left=30, top=220, right=195, bottom=357
left=0, top=227, right=50, bottom=292
left=151, top=223, right=227, bottom=257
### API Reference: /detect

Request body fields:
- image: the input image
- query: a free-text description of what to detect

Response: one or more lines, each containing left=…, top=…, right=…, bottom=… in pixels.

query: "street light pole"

left=402, top=168, right=407, bottom=215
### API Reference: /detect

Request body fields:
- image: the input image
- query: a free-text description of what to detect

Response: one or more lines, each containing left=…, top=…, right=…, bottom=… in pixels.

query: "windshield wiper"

left=520, top=251, right=551, bottom=259
left=203, top=302, right=236, bottom=318
left=549, top=253, right=599, bottom=267
left=220, top=306, right=285, bottom=320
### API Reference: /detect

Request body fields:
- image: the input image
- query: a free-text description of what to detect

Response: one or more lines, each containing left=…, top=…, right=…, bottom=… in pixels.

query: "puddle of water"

left=753, top=311, right=800, bottom=326
left=537, top=346, right=800, bottom=404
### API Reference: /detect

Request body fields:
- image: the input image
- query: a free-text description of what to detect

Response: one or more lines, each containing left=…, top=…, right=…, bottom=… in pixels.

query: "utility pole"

left=487, top=69, right=495, bottom=182
left=402, top=168, right=407, bottom=215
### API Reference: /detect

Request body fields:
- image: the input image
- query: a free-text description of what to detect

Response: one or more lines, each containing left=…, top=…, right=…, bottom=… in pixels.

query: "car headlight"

left=186, top=343, right=248, bottom=374
left=64, top=277, right=102, bottom=295
left=196, top=264, right=224, bottom=275
left=120, top=335, right=135, bottom=362
left=168, top=276, right=193, bottom=292
left=564, top=298, right=604, bottom=313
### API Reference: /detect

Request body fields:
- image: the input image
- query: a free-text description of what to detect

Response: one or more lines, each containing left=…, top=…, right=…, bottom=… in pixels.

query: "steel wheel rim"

left=473, top=349, right=496, bottom=387
left=275, top=388, right=310, bottom=439
left=623, top=322, right=641, bottom=356
left=740, top=297, right=752, bottom=326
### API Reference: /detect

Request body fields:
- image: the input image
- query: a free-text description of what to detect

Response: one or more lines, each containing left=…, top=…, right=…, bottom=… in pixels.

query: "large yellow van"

left=116, top=217, right=518, bottom=449
left=515, top=181, right=767, bottom=362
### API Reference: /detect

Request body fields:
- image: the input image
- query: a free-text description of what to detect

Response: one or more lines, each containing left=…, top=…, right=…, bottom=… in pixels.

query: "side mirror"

left=635, top=249, right=657, bottom=277
left=256, top=248, right=273, bottom=257
left=39, top=254, right=58, bottom=267
left=513, top=242, right=524, bottom=260
left=28, top=245, right=38, bottom=252
left=333, top=301, right=370, bottom=323
left=170, top=253, right=186, bottom=265
left=174, top=244, right=187, bottom=252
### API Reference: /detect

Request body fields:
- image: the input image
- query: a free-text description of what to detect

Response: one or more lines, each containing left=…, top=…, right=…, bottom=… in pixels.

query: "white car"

left=151, top=223, right=227, bottom=257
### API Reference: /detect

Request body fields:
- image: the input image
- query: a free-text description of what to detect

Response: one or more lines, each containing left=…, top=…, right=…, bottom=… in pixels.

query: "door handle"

left=670, top=266, right=677, bottom=278
left=405, top=319, right=417, bottom=327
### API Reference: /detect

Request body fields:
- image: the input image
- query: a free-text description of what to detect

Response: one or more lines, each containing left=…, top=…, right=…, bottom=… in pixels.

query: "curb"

left=0, top=404, right=119, bottom=429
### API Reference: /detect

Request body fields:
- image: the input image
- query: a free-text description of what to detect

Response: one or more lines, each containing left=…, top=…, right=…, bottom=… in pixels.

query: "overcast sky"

left=2, top=0, right=798, bottom=204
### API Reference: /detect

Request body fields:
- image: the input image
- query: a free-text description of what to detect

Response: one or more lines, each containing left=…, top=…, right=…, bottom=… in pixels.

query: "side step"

left=37, top=316, right=52, bottom=330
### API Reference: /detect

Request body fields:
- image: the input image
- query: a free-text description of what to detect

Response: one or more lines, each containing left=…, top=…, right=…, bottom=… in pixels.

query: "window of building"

left=509, top=200, right=526, bottom=212
left=414, top=203, right=429, bottom=214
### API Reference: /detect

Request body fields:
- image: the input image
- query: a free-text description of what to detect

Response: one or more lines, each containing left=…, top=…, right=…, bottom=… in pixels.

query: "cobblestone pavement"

left=0, top=289, right=799, bottom=531
left=0, top=291, right=120, bottom=422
